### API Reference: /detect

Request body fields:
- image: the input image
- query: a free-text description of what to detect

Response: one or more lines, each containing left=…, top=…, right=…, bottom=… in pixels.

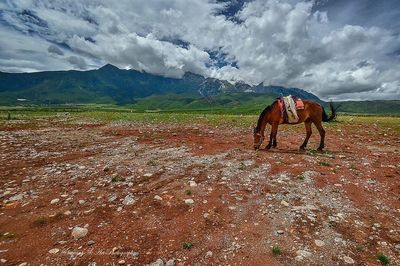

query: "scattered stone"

left=343, top=255, right=355, bottom=264
left=205, top=251, right=213, bottom=258
left=9, top=194, right=23, bottom=201
left=118, top=260, right=125, bottom=265
left=166, top=259, right=175, bottom=266
left=295, top=256, right=303, bottom=262
left=314, top=240, right=325, bottom=247
left=395, top=244, right=400, bottom=250
left=150, top=258, right=164, bottom=266
left=64, top=210, right=72, bottom=216
left=280, top=200, right=289, bottom=207
left=122, top=195, right=135, bottom=205
left=184, top=199, right=194, bottom=205
left=189, top=181, right=197, bottom=187
left=49, top=248, right=60, bottom=254
left=18, top=263, right=27, bottom=266
left=296, top=250, right=312, bottom=258
left=0, top=259, right=7, bottom=263
left=50, top=198, right=60, bottom=204
left=154, top=195, right=163, bottom=201
left=78, top=200, right=86, bottom=204
left=88, top=240, right=96, bottom=246
left=72, top=226, right=88, bottom=239
left=276, top=230, right=284, bottom=235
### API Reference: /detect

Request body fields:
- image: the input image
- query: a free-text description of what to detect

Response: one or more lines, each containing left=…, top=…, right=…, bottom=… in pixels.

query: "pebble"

left=79, top=200, right=86, bottom=204
left=72, top=226, right=88, bottom=239
left=49, top=248, right=60, bottom=254
left=395, top=244, right=400, bottom=250
left=64, top=210, right=72, bottom=216
left=166, top=259, right=175, bottom=266
left=18, top=263, right=27, bottom=266
left=88, top=240, right=96, bottom=246
left=205, top=251, right=213, bottom=258
left=343, top=255, right=355, bottom=264
left=184, top=199, right=194, bottom=205
left=280, top=200, right=289, bottom=207
left=276, top=230, right=284, bottom=235
left=50, top=198, right=60, bottom=204
left=150, top=258, right=164, bottom=266
left=118, top=260, right=125, bottom=265
left=122, top=195, right=135, bottom=205
left=9, top=194, right=23, bottom=201
left=0, top=259, right=7, bottom=263
left=296, top=250, right=312, bottom=258
left=314, top=239, right=325, bottom=247
left=189, top=181, right=197, bottom=187
left=154, top=195, right=163, bottom=201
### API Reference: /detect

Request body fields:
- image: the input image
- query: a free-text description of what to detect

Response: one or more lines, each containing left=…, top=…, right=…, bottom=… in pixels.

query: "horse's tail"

left=322, top=102, right=337, bottom=122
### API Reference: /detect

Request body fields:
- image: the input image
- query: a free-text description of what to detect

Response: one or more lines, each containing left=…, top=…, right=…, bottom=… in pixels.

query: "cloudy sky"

left=1, top=0, right=399, bottom=100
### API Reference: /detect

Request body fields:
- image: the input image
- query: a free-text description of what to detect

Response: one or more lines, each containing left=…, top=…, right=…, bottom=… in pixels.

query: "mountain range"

left=0, top=64, right=399, bottom=115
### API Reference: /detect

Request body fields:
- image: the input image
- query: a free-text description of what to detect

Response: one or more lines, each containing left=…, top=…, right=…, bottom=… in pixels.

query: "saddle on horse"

left=277, top=95, right=304, bottom=123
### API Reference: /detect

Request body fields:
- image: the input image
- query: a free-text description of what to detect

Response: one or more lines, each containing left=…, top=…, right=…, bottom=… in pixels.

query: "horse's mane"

left=255, top=101, right=274, bottom=133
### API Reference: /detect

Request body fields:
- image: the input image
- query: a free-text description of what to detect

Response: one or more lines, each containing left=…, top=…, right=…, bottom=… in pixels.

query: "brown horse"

left=253, top=99, right=336, bottom=151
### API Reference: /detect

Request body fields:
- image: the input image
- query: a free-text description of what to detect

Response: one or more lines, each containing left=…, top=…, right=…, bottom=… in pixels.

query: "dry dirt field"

left=0, top=113, right=399, bottom=266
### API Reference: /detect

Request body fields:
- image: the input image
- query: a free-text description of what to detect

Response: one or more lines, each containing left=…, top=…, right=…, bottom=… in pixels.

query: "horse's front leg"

left=266, top=123, right=278, bottom=150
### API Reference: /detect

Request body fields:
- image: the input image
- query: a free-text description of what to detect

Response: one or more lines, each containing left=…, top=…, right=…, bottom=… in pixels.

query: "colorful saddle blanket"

left=277, top=95, right=304, bottom=123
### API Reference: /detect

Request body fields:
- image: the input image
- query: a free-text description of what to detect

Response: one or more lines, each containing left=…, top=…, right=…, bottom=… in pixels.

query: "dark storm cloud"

left=48, top=44, right=64, bottom=55
left=0, top=0, right=399, bottom=100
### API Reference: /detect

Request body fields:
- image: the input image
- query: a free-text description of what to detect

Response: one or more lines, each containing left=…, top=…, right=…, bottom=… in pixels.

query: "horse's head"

left=253, top=127, right=264, bottom=150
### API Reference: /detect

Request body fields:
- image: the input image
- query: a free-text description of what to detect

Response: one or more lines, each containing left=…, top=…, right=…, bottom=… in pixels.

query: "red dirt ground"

left=0, top=118, right=399, bottom=266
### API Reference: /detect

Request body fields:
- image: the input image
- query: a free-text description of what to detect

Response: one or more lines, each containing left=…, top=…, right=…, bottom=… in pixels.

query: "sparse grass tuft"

left=356, top=244, right=366, bottom=252
left=111, top=176, right=126, bottom=182
left=377, top=253, right=390, bottom=265
left=186, top=190, right=192, bottom=196
left=147, top=160, right=157, bottom=166
left=272, top=246, right=282, bottom=256
left=182, top=242, right=193, bottom=250
left=1, top=232, right=16, bottom=240
left=318, top=161, right=331, bottom=167
left=297, top=175, right=305, bottom=181
left=238, top=162, right=245, bottom=170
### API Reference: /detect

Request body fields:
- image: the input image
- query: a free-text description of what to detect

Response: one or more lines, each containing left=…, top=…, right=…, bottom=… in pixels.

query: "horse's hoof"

left=317, top=148, right=324, bottom=152
left=299, top=146, right=306, bottom=151
left=265, top=145, right=272, bottom=150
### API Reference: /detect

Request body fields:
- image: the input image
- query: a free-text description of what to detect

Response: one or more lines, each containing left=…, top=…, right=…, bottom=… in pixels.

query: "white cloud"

left=0, top=0, right=399, bottom=100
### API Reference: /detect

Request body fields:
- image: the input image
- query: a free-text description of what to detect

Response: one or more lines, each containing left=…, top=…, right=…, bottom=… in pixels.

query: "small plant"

left=356, top=244, right=365, bottom=252
left=297, top=175, right=305, bottom=181
left=377, top=253, right=390, bottom=265
left=272, top=246, right=282, bottom=256
left=182, top=242, right=193, bottom=250
left=111, top=176, right=126, bottom=182
left=318, top=161, right=331, bottom=167
left=238, top=162, right=245, bottom=170
left=147, top=160, right=156, bottom=166
left=186, top=190, right=192, bottom=196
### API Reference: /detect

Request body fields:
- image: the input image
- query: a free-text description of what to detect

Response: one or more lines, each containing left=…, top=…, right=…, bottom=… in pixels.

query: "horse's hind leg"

left=314, top=120, right=326, bottom=151
left=300, top=121, right=312, bottom=150
left=266, top=123, right=278, bottom=150
left=273, top=132, right=277, bottom=148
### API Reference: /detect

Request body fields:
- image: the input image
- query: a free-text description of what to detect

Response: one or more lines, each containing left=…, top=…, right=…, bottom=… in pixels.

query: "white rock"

left=189, top=181, right=197, bottom=187
left=118, top=260, right=125, bottom=265
left=184, top=199, right=194, bottom=205
left=50, top=198, right=60, bottom=204
left=64, top=210, right=72, bottom=216
left=72, top=226, right=88, bottom=239
left=49, top=248, right=60, bottom=254
left=0, top=259, right=7, bottom=263
left=122, top=195, right=135, bottom=205
left=166, top=259, right=175, bottom=266
left=295, top=256, right=303, bottom=262
left=9, top=194, right=23, bottom=201
left=314, top=240, right=325, bottom=247
left=154, top=195, right=163, bottom=201
left=78, top=200, right=86, bottom=204
left=18, top=263, right=27, bottom=266
left=150, top=259, right=164, bottom=266
left=343, top=256, right=355, bottom=264
left=280, top=200, right=289, bottom=207
left=205, top=251, right=213, bottom=258
left=296, top=250, right=312, bottom=258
